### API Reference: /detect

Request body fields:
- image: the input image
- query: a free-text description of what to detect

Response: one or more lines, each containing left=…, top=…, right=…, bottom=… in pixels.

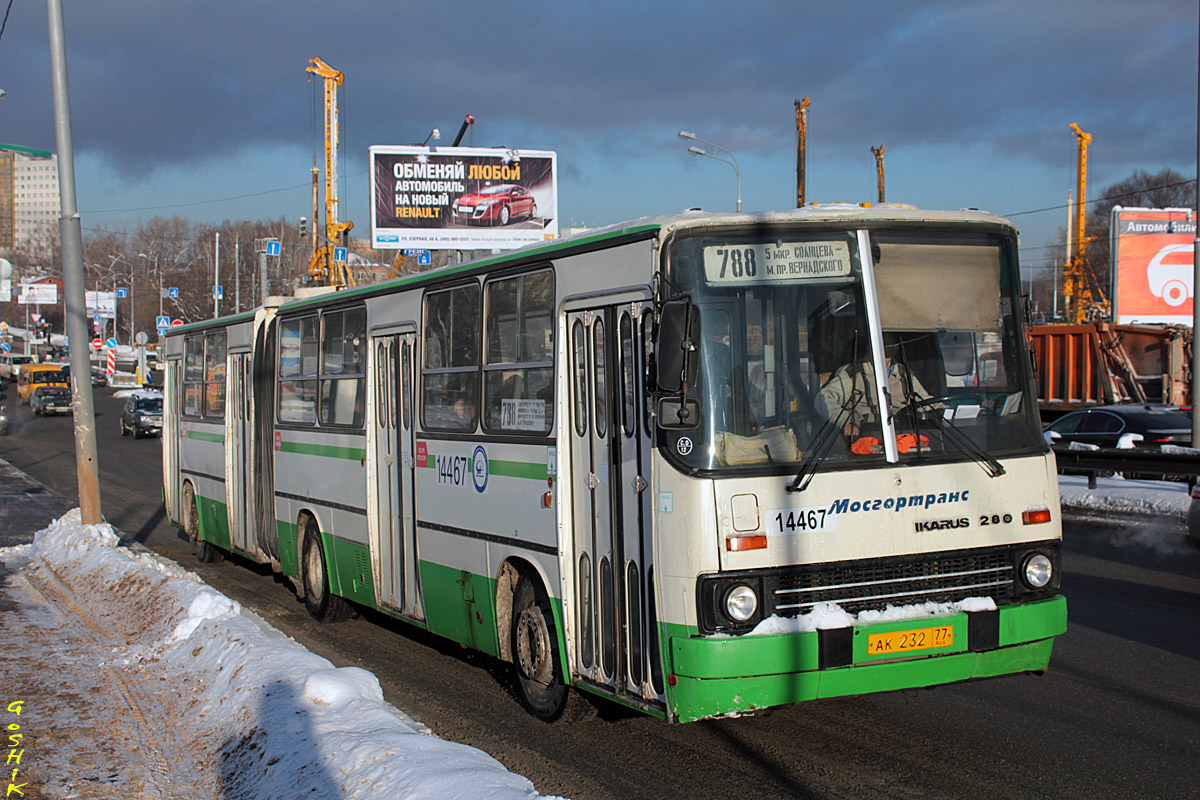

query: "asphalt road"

left=2, top=385, right=1198, bottom=800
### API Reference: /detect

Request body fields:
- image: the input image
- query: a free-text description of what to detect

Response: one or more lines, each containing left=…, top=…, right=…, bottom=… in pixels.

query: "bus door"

left=568, top=302, right=657, bottom=702
left=370, top=330, right=421, bottom=617
left=226, top=352, right=255, bottom=554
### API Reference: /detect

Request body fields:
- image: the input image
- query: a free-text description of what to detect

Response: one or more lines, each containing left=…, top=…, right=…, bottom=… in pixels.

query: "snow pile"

left=8, top=510, right=557, bottom=800
left=1057, top=474, right=1190, bottom=520
left=709, top=597, right=998, bottom=638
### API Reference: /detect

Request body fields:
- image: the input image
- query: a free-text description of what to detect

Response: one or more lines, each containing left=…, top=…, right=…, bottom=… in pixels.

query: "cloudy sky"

left=0, top=0, right=1195, bottom=272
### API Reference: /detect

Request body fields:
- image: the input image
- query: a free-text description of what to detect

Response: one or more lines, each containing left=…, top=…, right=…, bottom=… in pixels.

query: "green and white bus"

left=163, top=204, right=1067, bottom=723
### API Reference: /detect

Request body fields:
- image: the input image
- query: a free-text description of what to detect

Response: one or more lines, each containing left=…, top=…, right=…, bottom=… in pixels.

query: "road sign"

left=266, top=240, right=281, bottom=257
left=334, top=247, right=347, bottom=262
left=116, top=287, right=127, bottom=299
left=168, top=287, right=179, bottom=298
left=171, top=319, right=183, bottom=327
left=91, top=338, right=102, bottom=349
left=213, top=285, right=223, bottom=298
left=105, top=337, right=117, bottom=349
left=1, top=341, right=9, bottom=353
left=156, top=316, right=169, bottom=329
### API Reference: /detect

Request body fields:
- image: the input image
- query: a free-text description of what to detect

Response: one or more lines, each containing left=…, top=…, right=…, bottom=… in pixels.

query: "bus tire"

left=512, top=576, right=594, bottom=722
left=302, top=520, right=351, bottom=623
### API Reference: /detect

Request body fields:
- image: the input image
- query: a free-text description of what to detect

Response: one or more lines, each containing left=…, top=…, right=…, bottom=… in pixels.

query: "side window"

left=483, top=269, right=554, bottom=435
left=422, top=284, right=480, bottom=431
left=572, top=320, right=587, bottom=437
left=278, top=315, right=319, bottom=424
left=319, top=306, right=366, bottom=428
left=400, top=340, right=412, bottom=430
left=620, top=312, right=635, bottom=437
left=204, top=331, right=226, bottom=419
left=593, top=319, right=607, bottom=438
left=183, top=334, right=204, bottom=417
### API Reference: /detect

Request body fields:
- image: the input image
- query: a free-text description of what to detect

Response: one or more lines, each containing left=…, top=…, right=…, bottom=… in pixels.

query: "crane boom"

left=305, top=57, right=355, bottom=288
left=1064, top=123, right=1109, bottom=322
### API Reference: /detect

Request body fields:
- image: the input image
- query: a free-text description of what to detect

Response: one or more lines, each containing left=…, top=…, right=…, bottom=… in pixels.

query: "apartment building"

left=0, top=145, right=59, bottom=251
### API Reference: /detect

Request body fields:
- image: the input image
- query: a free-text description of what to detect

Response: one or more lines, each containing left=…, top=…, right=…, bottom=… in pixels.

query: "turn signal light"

left=1022, top=508, right=1052, bottom=525
left=726, top=534, right=767, bottom=551
left=543, top=492, right=553, bottom=508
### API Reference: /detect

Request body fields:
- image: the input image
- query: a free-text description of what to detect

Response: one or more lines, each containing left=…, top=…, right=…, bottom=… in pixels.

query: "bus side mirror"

left=657, top=396, right=701, bottom=430
left=655, top=300, right=700, bottom=393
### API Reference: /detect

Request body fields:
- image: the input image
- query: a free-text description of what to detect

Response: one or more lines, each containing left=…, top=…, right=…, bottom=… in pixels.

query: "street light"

left=678, top=130, right=741, bottom=213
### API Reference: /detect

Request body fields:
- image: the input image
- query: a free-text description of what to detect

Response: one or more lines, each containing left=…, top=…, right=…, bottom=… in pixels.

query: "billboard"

left=16, top=282, right=58, bottom=305
left=370, top=146, right=558, bottom=250
left=1111, top=207, right=1197, bottom=324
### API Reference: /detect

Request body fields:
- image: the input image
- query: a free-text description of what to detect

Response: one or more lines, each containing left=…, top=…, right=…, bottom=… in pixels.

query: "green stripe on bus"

left=279, top=440, right=366, bottom=461
left=490, top=459, right=548, bottom=480
left=186, top=430, right=225, bottom=443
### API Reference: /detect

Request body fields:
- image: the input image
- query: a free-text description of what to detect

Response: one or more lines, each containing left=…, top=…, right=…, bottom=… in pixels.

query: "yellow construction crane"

left=305, top=57, right=355, bottom=288
left=870, top=145, right=885, bottom=204
left=1063, top=123, right=1109, bottom=321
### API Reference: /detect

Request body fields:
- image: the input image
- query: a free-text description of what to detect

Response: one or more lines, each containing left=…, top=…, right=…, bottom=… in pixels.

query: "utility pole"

left=46, top=0, right=102, bottom=524
left=234, top=235, right=240, bottom=313
left=870, top=145, right=886, bottom=204
left=794, top=97, right=810, bottom=208
left=214, top=231, right=220, bottom=318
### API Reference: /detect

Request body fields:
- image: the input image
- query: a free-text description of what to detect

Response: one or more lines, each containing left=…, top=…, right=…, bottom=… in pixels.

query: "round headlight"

left=724, top=584, right=758, bottom=622
left=1022, top=553, right=1053, bottom=589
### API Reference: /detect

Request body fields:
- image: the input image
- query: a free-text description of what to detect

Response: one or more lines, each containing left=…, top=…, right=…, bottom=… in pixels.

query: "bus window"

left=204, top=331, right=226, bottom=419
left=400, top=341, right=412, bottom=430
left=572, top=320, right=587, bottom=437
left=183, top=334, right=204, bottom=417
left=422, top=284, right=480, bottom=432
left=483, top=269, right=554, bottom=435
left=593, top=319, right=607, bottom=438
left=278, top=315, right=319, bottom=425
left=620, top=312, right=635, bottom=437
left=319, top=306, right=366, bottom=428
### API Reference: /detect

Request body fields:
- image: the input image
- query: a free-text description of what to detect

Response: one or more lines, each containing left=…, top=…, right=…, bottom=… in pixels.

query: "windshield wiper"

left=787, top=386, right=864, bottom=493
left=891, top=378, right=1005, bottom=478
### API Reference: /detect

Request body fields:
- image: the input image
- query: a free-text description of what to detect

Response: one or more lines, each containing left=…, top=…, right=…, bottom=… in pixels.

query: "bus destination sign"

left=703, top=240, right=851, bottom=286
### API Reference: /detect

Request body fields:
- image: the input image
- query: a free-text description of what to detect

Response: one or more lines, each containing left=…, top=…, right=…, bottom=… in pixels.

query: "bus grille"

left=771, top=550, right=1014, bottom=616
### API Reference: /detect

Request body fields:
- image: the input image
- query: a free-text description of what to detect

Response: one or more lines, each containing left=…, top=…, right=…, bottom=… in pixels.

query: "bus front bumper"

left=666, top=595, right=1066, bottom=723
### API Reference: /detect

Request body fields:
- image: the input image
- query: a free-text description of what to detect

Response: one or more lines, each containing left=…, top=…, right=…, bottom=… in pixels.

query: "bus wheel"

left=512, top=576, right=593, bottom=722
left=302, top=520, right=351, bottom=623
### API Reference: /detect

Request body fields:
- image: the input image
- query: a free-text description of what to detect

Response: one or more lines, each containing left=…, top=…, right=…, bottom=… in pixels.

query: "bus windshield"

left=664, top=227, right=1043, bottom=472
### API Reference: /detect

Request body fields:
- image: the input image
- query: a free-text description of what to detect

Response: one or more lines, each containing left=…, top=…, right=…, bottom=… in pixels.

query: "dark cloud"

left=0, top=0, right=1192, bottom=186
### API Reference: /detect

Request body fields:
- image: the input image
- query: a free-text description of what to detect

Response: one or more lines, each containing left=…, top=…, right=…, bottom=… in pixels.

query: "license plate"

left=866, top=625, right=953, bottom=657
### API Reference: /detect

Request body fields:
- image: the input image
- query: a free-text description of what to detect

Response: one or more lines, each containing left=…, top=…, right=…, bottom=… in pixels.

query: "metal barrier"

left=1051, top=445, right=1200, bottom=488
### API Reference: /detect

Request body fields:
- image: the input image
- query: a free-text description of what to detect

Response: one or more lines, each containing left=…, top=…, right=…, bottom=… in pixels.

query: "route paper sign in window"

left=703, top=241, right=851, bottom=286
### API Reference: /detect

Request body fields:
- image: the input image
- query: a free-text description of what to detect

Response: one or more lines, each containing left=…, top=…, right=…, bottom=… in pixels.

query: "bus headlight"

left=1022, top=553, right=1053, bottom=589
left=724, top=584, right=758, bottom=622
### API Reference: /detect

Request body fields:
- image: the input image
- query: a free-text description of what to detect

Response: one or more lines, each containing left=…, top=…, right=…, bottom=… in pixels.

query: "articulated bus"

left=163, top=204, right=1067, bottom=723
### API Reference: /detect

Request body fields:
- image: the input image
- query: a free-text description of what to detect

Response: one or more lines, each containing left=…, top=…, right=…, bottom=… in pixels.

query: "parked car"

left=0, top=407, right=7, bottom=435
left=452, top=184, right=537, bottom=226
left=1043, top=405, right=1192, bottom=449
left=30, top=385, right=72, bottom=416
left=120, top=392, right=163, bottom=438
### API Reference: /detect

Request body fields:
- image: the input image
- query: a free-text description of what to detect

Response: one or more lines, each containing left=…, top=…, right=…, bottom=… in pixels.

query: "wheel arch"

left=495, top=557, right=567, bottom=676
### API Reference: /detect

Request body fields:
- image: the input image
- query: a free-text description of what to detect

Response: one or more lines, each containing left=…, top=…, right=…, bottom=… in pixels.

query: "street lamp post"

left=678, top=130, right=741, bottom=212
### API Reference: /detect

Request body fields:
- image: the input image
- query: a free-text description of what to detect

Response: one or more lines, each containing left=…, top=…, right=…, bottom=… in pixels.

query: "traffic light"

left=299, top=217, right=308, bottom=237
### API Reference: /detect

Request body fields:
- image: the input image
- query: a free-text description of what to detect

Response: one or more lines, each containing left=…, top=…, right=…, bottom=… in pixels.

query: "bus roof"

left=166, top=204, right=1016, bottom=333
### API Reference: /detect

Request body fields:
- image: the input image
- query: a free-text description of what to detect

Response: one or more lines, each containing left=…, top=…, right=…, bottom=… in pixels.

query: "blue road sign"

left=266, top=240, right=281, bottom=257
left=105, top=337, right=118, bottom=349
left=213, top=286, right=224, bottom=299
left=116, top=287, right=127, bottom=299
left=333, top=247, right=348, bottom=262
left=1, top=341, right=9, bottom=353
left=168, top=287, right=179, bottom=298
left=156, top=316, right=169, bottom=329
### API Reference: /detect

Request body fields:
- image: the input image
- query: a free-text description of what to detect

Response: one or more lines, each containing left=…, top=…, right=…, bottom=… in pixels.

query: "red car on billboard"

left=453, top=184, right=537, bottom=226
